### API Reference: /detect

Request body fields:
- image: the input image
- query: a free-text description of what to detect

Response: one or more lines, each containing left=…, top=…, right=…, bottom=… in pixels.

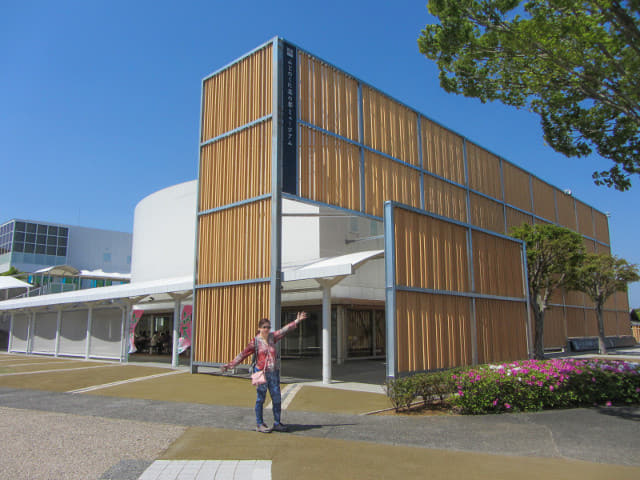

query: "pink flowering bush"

left=385, top=359, right=640, bottom=414
left=452, top=359, right=640, bottom=414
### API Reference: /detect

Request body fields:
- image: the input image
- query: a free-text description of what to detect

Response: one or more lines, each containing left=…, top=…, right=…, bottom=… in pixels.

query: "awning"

left=0, top=277, right=33, bottom=291
left=0, top=275, right=193, bottom=311
left=282, top=249, right=384, bottom=282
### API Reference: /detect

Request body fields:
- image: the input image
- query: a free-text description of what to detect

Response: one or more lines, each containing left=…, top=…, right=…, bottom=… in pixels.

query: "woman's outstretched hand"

left=295, top=311, right=308, bottom=323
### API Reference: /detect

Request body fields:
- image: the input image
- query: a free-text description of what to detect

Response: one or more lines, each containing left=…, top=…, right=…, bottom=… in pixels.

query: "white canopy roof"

left=34, top=265, right=131, bottom=280
left=0, top=276, right=33, bottom=291
left=0, top=250, right=384, bottom=311
left=0, top=275, right=192, bottom=311
left=282, top=250, right=384, bottom=282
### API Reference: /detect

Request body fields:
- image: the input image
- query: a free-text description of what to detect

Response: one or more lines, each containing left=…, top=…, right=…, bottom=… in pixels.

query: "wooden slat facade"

left=201, top=45, right=272, bottom=142
left=575, top=200, right=594, bottom=238
left=395, top=291, right=472, bottom=372
left=194, top=283, right=270, bottom=364
left=593, top=210, right=610, bottom=243
left=364, top=151, right=421, bottom=218
left=542, top=306, right=567, bottom=348
left=506, top=207, right=533, bottom=233
left=199, top=121, right=272, bottom=211
left=566, top=307, right=586, bottom=337
left=556, top=191, right=577, bottom=230
left=423, top=175, right=467, bottom=223
left=502, top=162, right=532, bottom=212
left=192, top=41, right=628, bottom=370
left=472, top=231, right=524, bottom=298
left=298, top=126, right=361, bottom=211
left=420, top=117, right=465, bottom=184
left=298, top=52, right=359, bottom=141
left=362, top=87, right=419, bottom=166
left=532, top=178, right=557, bottom=223
left=466, top=143, right=502, bottom=200
left=476, top=299, right=528, bottom=364
left=393, top=207, right=469, bottom=292
left=195, top=44, right=274, bottom=366
left=390, top=206, right=528, bottom=375
left=469, top=193, right=505, bottom=234
left=197, top=199, right=271, bottom=285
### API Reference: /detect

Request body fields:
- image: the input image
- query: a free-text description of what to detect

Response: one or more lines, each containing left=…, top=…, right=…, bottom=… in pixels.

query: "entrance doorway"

left=279, top=306, right=386, bottom=384
left=130, top=312, right=174, bottom=363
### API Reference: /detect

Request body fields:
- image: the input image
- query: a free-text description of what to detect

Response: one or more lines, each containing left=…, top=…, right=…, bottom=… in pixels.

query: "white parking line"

left=0, top=365, right=114, bottom=376
left=68, top=369, right=184, bottom=393
left=281, top=383, right=303, bottom=410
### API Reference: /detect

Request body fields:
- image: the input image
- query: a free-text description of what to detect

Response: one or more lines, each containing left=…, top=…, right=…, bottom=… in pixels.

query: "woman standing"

left=221, top=311, right=307, bottom=433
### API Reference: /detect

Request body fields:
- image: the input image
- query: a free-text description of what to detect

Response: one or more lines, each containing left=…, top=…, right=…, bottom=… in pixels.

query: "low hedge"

left=385, top=358, right=640, bottom=414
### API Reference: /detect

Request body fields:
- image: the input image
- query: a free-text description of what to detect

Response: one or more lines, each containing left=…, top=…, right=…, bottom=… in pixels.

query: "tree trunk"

left=532, top=301, right=545, bottom=360
left=596, top=304, right=607, bottom=355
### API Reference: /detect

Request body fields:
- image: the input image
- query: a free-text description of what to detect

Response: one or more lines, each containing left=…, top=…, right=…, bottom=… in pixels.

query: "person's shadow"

left=282, top=423, right=356, bottom=433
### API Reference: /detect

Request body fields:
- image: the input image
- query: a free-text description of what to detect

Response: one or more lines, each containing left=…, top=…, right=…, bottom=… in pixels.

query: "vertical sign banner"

left=178, top=304, right=192, bottom=354
left=282, top=41, right=297, bottom=194
left=128, top=309, right=144, bottom=354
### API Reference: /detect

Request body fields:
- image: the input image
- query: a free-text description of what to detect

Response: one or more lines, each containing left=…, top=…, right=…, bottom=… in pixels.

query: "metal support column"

left=54, top=308, right=62, bottom=357
left=321, top=281, right=332, bottom=384
left=85, top=306, right=93, bottom=360
left=26, top=311, right=33, bottom=354
left=8, top=313, right=14, bottom=352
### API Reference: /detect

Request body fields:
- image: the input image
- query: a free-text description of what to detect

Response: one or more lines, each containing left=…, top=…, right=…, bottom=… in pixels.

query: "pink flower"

left=606, top=401, right=612, bottom=407
left=549, top=385, right=554, bottom=391
left=504, top=403, right=511, bottom=409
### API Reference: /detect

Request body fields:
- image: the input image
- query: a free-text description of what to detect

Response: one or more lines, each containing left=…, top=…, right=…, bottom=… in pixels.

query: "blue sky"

left=1, top=1, right=638, bottom=308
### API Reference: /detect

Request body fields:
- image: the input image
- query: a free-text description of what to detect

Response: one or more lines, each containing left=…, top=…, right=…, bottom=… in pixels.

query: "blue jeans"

left=255, top=369, right=282, bottom=426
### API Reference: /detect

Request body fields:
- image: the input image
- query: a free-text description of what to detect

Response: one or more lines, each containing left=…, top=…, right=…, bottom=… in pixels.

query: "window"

left=103, top=252, right=112, bottom=263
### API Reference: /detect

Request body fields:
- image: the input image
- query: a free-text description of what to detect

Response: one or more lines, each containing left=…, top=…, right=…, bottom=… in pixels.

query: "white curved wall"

left=131, top=180, right=197, bottom=282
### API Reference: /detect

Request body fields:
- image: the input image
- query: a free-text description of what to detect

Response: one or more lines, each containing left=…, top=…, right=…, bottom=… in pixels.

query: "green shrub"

left=385, top=377, right=416, bottom=412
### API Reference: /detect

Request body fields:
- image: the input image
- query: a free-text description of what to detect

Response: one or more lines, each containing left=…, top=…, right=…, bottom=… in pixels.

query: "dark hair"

left=258, top=318, right=271, bottom=328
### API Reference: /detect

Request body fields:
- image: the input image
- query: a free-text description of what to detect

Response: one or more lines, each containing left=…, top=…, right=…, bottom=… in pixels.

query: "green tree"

left=511, top=223, right=585, bottom=359
left=418, top=0, right=640, bottom=190
left=574, top=253, right=639, bottom=353
left=0, top=266, right=21, bottom=276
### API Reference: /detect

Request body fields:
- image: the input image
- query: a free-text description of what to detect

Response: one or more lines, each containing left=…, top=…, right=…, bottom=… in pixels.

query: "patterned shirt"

left=225, top=320, right=299, bottom=372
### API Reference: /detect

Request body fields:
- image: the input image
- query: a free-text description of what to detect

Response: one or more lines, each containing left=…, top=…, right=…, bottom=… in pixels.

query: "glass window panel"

left=24, top=243, right=35, bottom=253
left=58, top=237, right=67, bottom=246
left=14, top=232, right=24, bottom=242
left=59, top=227, right=68, bottom=236
left=35, top=245, right=45, bottom=254
left=15, top=222, right=25, bottom=231
left=37, top=224, right=47, bottom=234
left=13, top=242, right=24, bottom=253
left=26, top=223, right=36, bottom=233
left=36, top=234, right=46, bottom=244
left=46, top=246, right=56, bottom=255
left=57, top=247, right=66, bottom=256
left=48, top=226, right=58, bottom=235
left=25, top=233, right=35, bottom=243
left=46, top=236, right=56, bottom=246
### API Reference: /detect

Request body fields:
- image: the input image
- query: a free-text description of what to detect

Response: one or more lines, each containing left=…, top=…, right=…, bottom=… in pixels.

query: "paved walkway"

left=1, top=351, right=640, bottom=479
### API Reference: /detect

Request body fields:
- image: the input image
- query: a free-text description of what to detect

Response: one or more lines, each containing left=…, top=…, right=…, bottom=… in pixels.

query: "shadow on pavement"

left=284, top=422, right=357, bottom=433
left=596, top=406, right=640, bottom=422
